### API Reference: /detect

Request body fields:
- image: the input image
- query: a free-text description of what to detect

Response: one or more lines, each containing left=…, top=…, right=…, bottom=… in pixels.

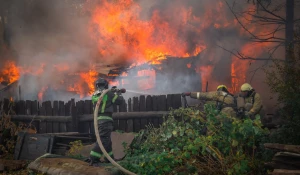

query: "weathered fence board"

left=1, top=94, right=182, bottom=133
left=53, top=101, right=59, bottom=133
left=39, top=102, right=47, bottom=133
left=59, top=101, right=67, bottom=133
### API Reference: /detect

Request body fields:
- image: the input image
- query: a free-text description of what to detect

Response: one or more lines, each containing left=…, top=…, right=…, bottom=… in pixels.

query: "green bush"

left=264, top=32, right=300, bottom=144
left=120, top=105, right=269, bottom=175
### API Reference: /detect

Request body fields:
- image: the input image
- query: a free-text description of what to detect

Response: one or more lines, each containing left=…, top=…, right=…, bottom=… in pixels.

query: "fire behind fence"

left=0, top=94, right=182, bottom=134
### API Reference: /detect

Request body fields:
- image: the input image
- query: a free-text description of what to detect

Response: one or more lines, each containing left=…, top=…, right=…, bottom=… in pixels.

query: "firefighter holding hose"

left=88, top=78, right=124, bottom=166
left=182, top=85, right=236, bottom=117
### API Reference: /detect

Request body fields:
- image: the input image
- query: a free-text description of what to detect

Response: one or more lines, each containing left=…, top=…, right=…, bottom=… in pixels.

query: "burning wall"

left=0, top=0, right=280, bottom=104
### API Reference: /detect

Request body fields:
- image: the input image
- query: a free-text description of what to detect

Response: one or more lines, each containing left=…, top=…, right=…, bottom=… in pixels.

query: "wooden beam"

left=7, top=111, right=170, bottom=122
left=5, top=115, right=71, bottom=122
left=264, top=143, right=300, bottom=154
left=80, top=111, right=170, bottom=122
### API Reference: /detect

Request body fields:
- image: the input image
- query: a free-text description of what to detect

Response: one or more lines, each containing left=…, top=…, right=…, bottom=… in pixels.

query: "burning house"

left=0, top=0, right=278, bottom=109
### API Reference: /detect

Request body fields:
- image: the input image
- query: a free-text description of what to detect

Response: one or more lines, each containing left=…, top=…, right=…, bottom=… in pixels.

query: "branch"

left=224, top=0, right=258, bottom=39
left=256, top=0, right=286, bottom=22
left=216, top=44, right=285, bottom=62
left=249, top=43, right=282, bottom=82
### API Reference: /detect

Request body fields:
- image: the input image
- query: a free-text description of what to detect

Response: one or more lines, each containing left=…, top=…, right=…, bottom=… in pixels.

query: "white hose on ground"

left=94, top=89, right=136, bottom=175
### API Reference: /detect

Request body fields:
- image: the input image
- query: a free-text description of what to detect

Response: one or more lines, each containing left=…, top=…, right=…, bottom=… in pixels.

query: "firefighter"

left=240, top=83, right=264, bottom=120
left=88, top=78, right=124, bottom=166
left=182, top=85, right=236, bottom=117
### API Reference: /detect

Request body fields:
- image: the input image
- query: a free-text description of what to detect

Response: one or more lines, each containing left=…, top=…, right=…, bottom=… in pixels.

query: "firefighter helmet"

left=241, top=83, right=253, bottom=91
left=94, top=78, right=108, bottom=89
left=217, top=85, right=228, bottom=91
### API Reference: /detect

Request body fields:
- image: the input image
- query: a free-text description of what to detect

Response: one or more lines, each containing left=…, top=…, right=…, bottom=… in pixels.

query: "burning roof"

left=0, top=0, right=278, bottom=101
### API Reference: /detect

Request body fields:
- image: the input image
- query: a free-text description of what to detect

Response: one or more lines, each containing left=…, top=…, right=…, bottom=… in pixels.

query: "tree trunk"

left=285, top=0, right=294, bottom=61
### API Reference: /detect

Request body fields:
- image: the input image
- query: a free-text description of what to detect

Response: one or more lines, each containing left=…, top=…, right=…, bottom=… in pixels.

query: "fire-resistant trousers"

left=90, top=120, right=113, bottom=161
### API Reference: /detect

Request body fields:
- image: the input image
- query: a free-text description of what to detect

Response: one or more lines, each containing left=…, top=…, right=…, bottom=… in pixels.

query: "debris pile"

left=265, top=143, right=300, bottom=175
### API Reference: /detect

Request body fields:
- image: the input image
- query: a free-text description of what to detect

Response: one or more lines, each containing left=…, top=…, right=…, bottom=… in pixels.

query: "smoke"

left=0, top=0, right=283, bottom=112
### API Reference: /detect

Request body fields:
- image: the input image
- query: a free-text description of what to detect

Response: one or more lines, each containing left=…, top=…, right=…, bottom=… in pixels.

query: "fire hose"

left=94, top=89, right=136, bottom=175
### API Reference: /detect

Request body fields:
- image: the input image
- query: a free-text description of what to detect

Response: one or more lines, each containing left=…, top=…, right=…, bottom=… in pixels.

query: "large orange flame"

left=0, top=60, right=20, bottom=84
left=89, top=0, right=207, bottom=64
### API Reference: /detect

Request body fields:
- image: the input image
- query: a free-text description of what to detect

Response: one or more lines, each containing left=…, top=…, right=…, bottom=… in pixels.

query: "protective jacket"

left=244, top=91, right=263, bottom=116
left=190, top=91, right=236, bottom=117
left=92, top=90, right=124, bottom=120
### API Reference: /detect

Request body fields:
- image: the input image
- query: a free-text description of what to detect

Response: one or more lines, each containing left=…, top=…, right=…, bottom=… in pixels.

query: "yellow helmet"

left=241, top=83, right=253, bottom=91
left=217, top=85, right=227, bottom=91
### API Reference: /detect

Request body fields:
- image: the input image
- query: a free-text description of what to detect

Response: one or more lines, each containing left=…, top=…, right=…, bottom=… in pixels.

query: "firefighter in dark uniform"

left=89, top=78, right=124, bottom=166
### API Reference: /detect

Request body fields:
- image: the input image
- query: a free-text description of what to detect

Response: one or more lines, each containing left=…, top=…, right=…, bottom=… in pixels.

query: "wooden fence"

left=0, top=94, right=182, bottom=133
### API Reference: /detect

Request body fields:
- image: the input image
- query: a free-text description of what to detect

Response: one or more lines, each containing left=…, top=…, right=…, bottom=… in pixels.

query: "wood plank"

left=18, top=100, right=26, bottom=115
left=157, top=95, right=167, bottom=111
left=89, top=100, right=93, bottom=114
left=58, top=101, right=66, bottom=133
left=172, top=94, right=182, bottom=109
left=31, top=100, right=39, bottom=133
left=166, top=94, right=173, bottom=110
left=84, top=100, right=91, bottom=114
left=70, top=99, right=78, bottom=132
left=144, top=95, right=151, bottom=111
left=65, top=101, right=70, bottom=116
left=9, top=112, right=169, bottom=122
left=133, top=97, right=139, bottom=112
left=270, top=169, right=300, bottom=175
left=31, top=100, right=38, bottom=115
left=90, top=121, right=95, bottom=134
left=45, top=101, right=53, bottom=133
left=76, top=101, right=84, bottom=115
left=113, top=120, right=119, bottom=131
left=113, top=104, right=118, bottom=112
left=79, top=122, right=90, bottom=133
left=152, top=96, right=158, bottom=111
left=119, top=120, right=126, bottom=132
left=39, top=102, right=47, bottom=133
left=264, top=143, right=300, bottom=154
left=128, top=98, right=132, bottom=112
left=52, top=101, right=59, bottom=133
left=133, top=118, right=141, bottom=132
left=126, top=119, right=134, bottom=132
left=58, top=101, right=65, bottom=116
left=152, top=118, right=159, bottom=128
left=140, top=118, right=148, bottom=129
left=25, top=100, right=32, bottom=115
left=133, top=96, right=141, bottom=132
left=119, top=99, right=127, bottom=112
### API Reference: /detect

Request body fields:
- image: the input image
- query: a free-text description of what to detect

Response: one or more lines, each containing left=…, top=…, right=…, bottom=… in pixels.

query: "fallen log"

left=264, top=143, right=300, bottom=154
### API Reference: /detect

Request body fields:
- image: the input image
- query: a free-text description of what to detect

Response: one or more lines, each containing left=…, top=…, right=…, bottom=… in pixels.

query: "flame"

left=0, top=1, right=279, bottom=100
left=68, top=70, right=98, bottom=98
left=89, top=0, right=207, bottom=64
left=197, top=66, right=214, bottom=91
left=0, top=60, right=20, bottom=84
left=38, top=86, right=48, bottom=101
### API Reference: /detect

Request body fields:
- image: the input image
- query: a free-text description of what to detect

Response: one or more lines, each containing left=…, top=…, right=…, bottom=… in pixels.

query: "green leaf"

left=232, top=139, right=238, bottom=147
